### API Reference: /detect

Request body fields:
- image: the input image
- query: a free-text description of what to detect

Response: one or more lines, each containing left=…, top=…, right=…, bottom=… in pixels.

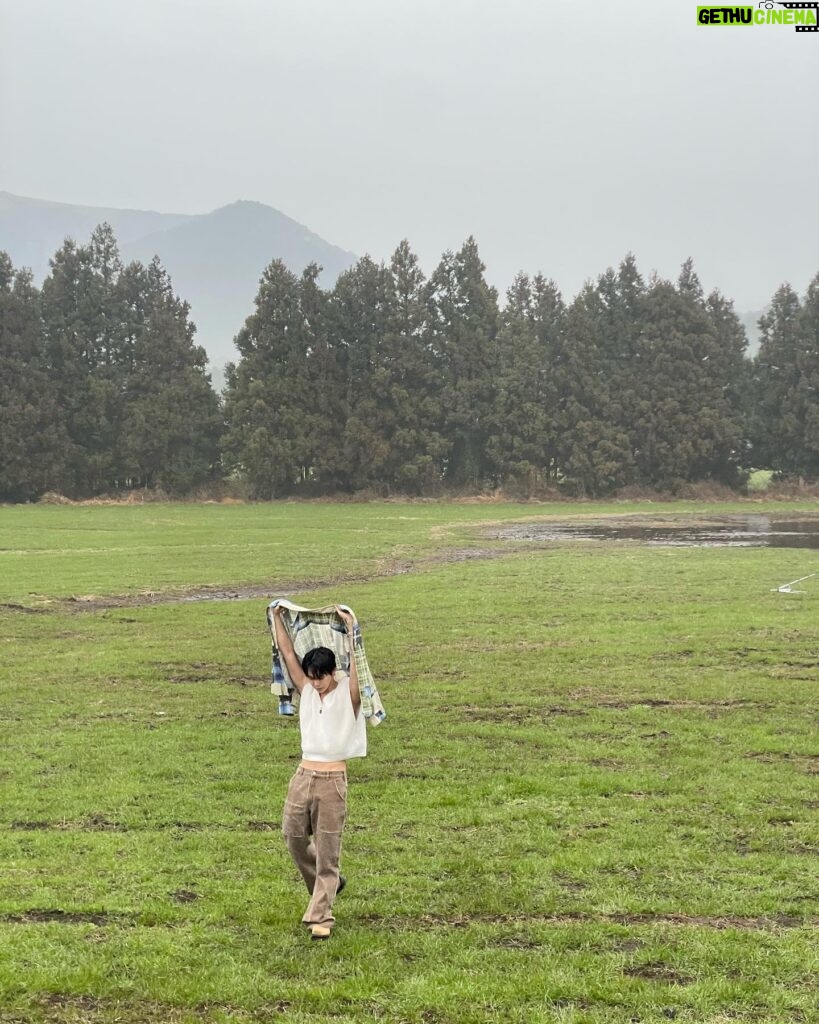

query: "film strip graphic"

left=770, top=1, right=819, bottom=31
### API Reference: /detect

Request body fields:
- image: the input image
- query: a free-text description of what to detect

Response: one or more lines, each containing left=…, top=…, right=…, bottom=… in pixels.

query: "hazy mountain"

left=121, top=200, right=357, bottom=380
left=0, top=192, right=357, bottom=382
left=0, top=191, right=192, bottom=279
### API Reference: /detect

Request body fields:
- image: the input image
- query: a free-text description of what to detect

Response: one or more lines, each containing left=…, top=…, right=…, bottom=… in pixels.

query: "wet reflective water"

left=493, top=514, right=819, bottom=549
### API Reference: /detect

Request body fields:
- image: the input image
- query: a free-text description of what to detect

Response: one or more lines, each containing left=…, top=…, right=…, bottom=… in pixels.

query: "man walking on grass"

left=271, top=604, right=365, bottom=940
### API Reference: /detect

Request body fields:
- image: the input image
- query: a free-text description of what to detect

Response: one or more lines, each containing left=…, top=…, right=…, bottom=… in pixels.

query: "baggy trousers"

left=282, top=767, right=347, bottom=929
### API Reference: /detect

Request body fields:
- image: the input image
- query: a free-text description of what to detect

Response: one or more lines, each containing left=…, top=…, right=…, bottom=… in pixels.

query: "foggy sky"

left=1, top=0, right=817, bottom=309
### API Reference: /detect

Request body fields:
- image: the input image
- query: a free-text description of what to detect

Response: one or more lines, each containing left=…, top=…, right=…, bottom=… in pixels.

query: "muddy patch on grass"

left=446, top=702, right=588, bottom=724
left=9, top=819, right=282, bottom=833
left=3, top=909, right=117, bottom=926
left=588, top=696, right=773, bottom=714
left=169, top=890, right=200, bottom=904
left=610, top=936, right=645, bottom=952
left=556, top=876, right=590, bottom=892
left=490, top=513, right=819, bottom=549
left=374, top=911, right=815, bottom=932
left=0, top=602, right=50, bottom=614
left=623, top=963, right=695, bottom=985
left=11, top=815, right=127, bottom=832
left=490, top=933, right=545, bottom=949
left=43, top=994, right=104, bottom=1012
left=25, top=545, right=511, bottom=613
left=31, top=995, right=285, bottom=1024
left=162, top=665, right=259, bottom=687
left=746, top=751, right=819, bottom=774
left=14, top=994, right=300, bottom=1024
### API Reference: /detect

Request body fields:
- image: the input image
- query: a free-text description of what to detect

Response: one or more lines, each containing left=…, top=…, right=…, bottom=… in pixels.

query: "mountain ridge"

left=0, top=191, right=358, bottom=377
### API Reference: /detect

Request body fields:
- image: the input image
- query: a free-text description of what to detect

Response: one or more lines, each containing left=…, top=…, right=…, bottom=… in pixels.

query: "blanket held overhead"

left=267, top=599, right=386, bottom=724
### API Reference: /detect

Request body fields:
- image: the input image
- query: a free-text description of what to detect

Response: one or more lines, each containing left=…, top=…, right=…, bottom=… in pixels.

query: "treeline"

left=1, top=226, right=221, bottom=501
left=1, top=227, right=818, bottom=502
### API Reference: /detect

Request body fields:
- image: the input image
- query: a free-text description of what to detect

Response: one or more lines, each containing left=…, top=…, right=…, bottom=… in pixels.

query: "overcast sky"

left=1, top=0, right=817, bottom=309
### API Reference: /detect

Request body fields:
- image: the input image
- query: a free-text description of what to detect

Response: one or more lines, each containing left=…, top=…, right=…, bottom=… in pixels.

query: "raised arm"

left=336, top=606, right=361, bottom=716
left=272, top=605, right=308, bottom=693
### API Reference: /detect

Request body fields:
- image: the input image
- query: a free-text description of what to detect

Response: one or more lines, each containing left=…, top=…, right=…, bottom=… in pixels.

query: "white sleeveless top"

left=299, top=674, right=367, bottom=761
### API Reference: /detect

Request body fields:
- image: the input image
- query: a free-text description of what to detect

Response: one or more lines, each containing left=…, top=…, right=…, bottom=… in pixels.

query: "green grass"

left=0, top=501, right=817, bottom=1023
left=1, top=498, right=814, bottom=604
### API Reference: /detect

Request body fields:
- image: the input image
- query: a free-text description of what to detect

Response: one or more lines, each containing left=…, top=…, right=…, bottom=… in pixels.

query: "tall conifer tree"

left=0, top=254, right=68, bottom=500
left=40, top=224, right=127, bottom=495
left=754, top=278, right=819, bottom=478
left=630, top=262, right=745, bottom=488
left=326, top=255, right=391, bottom=490
left=428, top=238, right=499, bottom=488
left=558, top=285, right=633, bottom=495
left=223, top=260, right=326, bottom=496
left=381, top=241, right=448, bottom=492
left=117, top=257, right=222, bottom=492
left=488, top=273, right=565, bottom=490
left=704, top=287, right=750, bottom=483
left=796, top=274, right=819, bottom=477
left=329, top=242, right=448, bottom=493
left=297, top=264, right=345, bottom=491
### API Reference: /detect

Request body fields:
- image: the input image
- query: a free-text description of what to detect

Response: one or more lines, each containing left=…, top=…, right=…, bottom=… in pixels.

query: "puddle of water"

left=492, top=515, right=819, bottom=549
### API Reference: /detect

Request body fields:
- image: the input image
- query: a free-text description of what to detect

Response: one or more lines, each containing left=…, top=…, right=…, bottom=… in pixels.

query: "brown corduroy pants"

left=282, top=767, right=347, bottom=929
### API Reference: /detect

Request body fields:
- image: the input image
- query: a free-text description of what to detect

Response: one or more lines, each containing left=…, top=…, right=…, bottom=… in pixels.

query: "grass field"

left=0, top=501, right=817, bottom=1023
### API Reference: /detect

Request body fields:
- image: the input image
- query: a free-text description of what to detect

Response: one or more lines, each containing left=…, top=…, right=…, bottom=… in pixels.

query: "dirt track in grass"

left=11, top=546, right=510, bottom=612
left=4, top=908, right=815, bottom=932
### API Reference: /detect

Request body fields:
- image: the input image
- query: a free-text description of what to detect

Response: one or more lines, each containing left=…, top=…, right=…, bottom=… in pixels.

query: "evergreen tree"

left=752, top=284, right=802, bottom=475
left=487, top=273, right=565, bottom=491
left=329, top=242, right=447, bottom=493
left=753, top=278, right=819, bottom=478
left=797, top=274, right=819, bottom=477
left=117, top=257, right=222, bottom=492
left=704, top=287, right=751, bottom=484
left=557, top=284, right=633, bottom=495
left=296, top=264, right=345, bottom=491
left=593, top=255, right=648, bottom=488
left=630, top=263, right=745, bottom=489
left=428, top=238, right=499, bottom=488
left=551, top=255, right=649, bottom=496
left=40, top=223, right=127, bottom=495
left=0, top=253, right=68, bottom=501
left=382, top=241, right=448, bottom=492
left=325, top=255, right=391, bottom=491
left=223, top=260, right=317, bottom=497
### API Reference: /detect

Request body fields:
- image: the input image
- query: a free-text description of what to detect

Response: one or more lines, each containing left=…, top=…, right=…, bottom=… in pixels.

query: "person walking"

left=271, top=604, right=366, bottom=940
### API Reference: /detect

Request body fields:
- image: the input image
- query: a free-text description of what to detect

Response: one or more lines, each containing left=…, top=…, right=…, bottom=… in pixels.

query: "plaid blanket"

left=266, top=599, right=386, bottom=724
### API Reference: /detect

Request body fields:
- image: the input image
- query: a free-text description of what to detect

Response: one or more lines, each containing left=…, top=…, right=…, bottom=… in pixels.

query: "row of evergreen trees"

left=1, top=226, right=817, bottom=502
left=1, top=226, right=221, bottom=501
left=223, top=239, right=819, bottom=496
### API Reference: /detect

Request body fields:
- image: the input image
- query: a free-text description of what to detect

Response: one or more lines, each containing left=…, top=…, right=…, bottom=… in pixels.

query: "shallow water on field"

left=492, top=514, right=819, bottom=549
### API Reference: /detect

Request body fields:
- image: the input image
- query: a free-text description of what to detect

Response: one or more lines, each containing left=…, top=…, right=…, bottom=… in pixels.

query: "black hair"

left=301, top=646, right=337, bottom=680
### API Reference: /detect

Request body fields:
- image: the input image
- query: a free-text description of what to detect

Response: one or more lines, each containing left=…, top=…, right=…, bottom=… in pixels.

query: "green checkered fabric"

left=267, top=600, right=385, bottom=724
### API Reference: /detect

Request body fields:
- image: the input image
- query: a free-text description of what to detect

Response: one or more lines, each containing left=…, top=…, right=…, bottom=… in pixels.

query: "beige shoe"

left=310, top=924, right=332, bottom=941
